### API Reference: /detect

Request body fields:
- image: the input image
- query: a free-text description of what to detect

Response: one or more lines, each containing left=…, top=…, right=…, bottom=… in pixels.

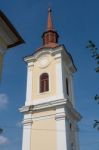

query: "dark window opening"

left=70, top=123, right=72, bottom=130
left=66, top=78, right=69, bottom=95
left=40, top=73, right=49, bottom=93
left=71, top=143, right=74, bottom=150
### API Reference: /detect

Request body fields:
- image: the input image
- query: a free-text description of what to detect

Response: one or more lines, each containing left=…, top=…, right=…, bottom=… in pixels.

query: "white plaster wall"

left=62, top=61, right=75, bottom=106
left=56, top=59, right=64, bottom=99
left=25, top=62, right=33, bottom=106
left=22, top=114, right=32, bottom=150
left=56, top=107, right=68, bottom=150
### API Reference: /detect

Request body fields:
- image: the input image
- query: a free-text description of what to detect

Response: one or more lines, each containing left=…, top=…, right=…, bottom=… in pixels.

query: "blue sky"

left=0, top=0, right=99, bottom=150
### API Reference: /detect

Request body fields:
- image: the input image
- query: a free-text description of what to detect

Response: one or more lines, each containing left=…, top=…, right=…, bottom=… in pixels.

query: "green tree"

left=86, top=41, right=99, bottom=129
left=86, top=40, right=99, bottom=72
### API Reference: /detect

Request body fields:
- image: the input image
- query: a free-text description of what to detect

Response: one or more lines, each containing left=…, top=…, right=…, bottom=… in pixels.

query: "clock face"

left=38, top=55, right=51, bottom=68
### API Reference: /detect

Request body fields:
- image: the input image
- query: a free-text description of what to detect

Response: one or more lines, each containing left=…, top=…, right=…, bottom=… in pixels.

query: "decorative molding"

left=54, top=53, right=62, bottom=60
left=22, top=119, right=33, bottom=126
left=20, top=99, right=81, bottom=122
left=24, top=45, right=76, bottom=74
left=55, top=112, right=66, bottom=121
left=28, top=62, right=34, bottom=67
left=37, top=54, right=51, bottom=68
left=24, top=46, right=62, bottom=63
left=20, top=99, right=66, bottom=112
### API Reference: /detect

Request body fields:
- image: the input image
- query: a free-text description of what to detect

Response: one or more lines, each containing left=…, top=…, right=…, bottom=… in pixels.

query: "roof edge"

left=0, top=10, right=25, bottom=48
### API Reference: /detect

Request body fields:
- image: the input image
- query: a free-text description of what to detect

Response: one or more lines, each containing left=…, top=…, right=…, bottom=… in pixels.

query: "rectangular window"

left=66, top=78, right=69, bottom=95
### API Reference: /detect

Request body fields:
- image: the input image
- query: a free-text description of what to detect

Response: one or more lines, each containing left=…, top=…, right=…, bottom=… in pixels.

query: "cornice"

left=24, top=45, right=76, bottom=74
left=19, top=99, right=66, bottom=113
left=22, top=118, right=33, bottom=126
left=24, top=45, right=63, bottom=63
left=19, top=99, right=81, bottom=121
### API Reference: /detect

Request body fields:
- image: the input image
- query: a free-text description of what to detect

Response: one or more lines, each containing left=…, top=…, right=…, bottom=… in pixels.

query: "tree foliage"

left=86, top=40, right=99, bottom=72
left=86, top=40, right=99, bottom=130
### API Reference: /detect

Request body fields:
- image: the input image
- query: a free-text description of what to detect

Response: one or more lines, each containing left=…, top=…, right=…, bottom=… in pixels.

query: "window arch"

left=40, top=73, right=49, bottom=93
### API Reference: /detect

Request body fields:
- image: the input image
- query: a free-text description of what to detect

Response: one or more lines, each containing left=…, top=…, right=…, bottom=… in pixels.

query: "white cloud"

left=0, top=94, right=8, bottom=109
left=0, top=136, right=9, bottom=145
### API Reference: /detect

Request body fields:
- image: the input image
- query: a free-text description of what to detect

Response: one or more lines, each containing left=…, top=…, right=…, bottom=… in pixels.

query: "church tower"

left=20, top=8, right=81, bottom=150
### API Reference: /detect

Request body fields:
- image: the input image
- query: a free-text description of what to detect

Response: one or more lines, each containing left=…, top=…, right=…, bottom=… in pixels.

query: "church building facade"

left=20, top=8, right=81, bottom=150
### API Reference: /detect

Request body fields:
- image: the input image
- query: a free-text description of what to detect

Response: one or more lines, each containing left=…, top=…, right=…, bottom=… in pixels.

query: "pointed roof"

left=41, top=8, right=59, bottom=48
left=47, top=8, right=54, bottom=30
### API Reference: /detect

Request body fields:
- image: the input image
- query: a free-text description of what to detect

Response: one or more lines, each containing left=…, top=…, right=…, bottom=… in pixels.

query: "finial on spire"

left=48, top=7, right=51, bottom=12
left=47, top=7, right=53, bottom=30
left=48, top=7, right=52, bottom=12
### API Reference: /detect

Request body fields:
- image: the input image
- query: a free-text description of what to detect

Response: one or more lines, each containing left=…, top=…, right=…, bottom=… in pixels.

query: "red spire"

left=47, top=8, right=53, bottom=30
left=42, top=8, right=59, bottom=48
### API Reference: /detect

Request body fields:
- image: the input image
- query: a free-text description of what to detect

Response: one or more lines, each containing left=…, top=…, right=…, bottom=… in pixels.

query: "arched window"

left=66, top=78, right=69, bottom=95
left=40, top=73, right=49, bottom=93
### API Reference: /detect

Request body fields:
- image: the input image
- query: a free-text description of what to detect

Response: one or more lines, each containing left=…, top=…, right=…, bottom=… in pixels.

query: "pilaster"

left=22, top=114, right=33, bottom=150
left=55, top=107, right=68, bottom=150
left=55, top=55, right=64, bottom=99
left=25, top=62, right=33, bottom=106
